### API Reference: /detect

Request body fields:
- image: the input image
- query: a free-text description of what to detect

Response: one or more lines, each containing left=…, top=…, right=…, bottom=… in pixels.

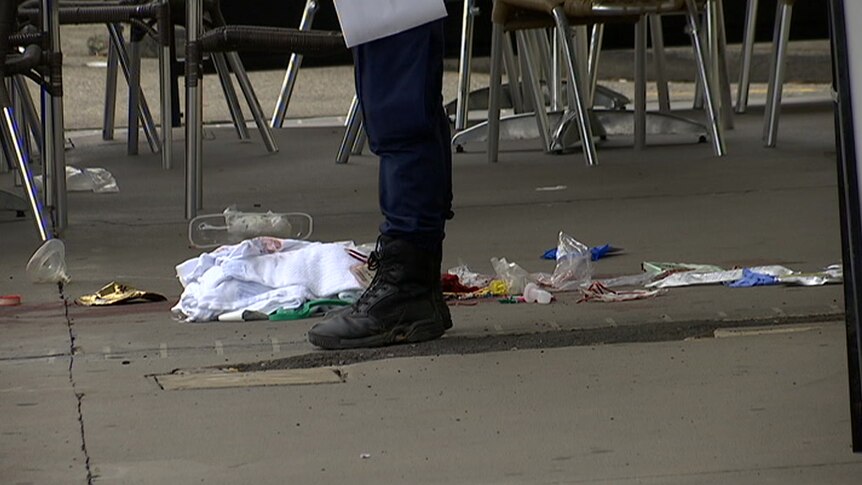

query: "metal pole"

left=551, top=7, right=597, bottom=166
left=685, top=0, right=725, bottom=156
left=159, top=0, right=173, bottom=170
left=127, top=24, right=142, bottom=155
left=551, top=29, right=563, bottom=111
left=588, top=24, right=604, bottom=107
left=516, top=31, right=551, bottom=151
left=103, top=27, right=119, bottom=140
left=107, top=24, right=160, bottom=154
left=828, top=0, right=862, bottom=453
left=225, top=51, right=279, bottom=153
left=271, top=0, right=319, bottom=128
left=763, top=0, right=792, bottom=147
left=2, top=107, right=49, bottom=241
left=634, top=18, right=647, bottom=150
left=502, top=35, right=524, bottom=113
left=487, top=23, right=503, bottom=163
left=212, top=52, right=250, bottom=140
left=42, top=0, right=66, bottom=232
left=13, top=76, right=41, bottom=157
left=649, top=15, right=671, bottom=113
left=736, top=0, right=758, bottom=113
left=336, top=95, right=361, bottom=164
left=455, top=0, right=476, bottom=131
left=185, top=0, right=203, bottom=218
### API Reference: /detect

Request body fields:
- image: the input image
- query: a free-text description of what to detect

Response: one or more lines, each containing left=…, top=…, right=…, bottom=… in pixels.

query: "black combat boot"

left=307, top=236, right=451, bottom=349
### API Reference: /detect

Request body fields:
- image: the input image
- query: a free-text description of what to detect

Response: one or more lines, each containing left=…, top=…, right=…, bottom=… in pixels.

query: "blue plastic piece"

left=725, top=269, right=779, bottom=288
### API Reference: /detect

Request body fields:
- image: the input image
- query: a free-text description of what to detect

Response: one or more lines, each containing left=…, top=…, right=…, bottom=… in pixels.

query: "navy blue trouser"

left=353, top=19, right=453, bottom=255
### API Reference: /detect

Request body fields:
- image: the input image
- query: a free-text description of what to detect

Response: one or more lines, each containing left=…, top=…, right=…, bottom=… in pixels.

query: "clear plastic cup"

left=189, top=210, right=313, bottom=249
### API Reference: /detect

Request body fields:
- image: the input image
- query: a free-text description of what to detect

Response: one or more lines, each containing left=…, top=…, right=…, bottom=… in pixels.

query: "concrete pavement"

left=1, top=28, right=859, bottom=483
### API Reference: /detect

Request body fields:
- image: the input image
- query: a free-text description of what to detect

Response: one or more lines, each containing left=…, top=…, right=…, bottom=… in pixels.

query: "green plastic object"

left=269, top=299, right=351, bottom=321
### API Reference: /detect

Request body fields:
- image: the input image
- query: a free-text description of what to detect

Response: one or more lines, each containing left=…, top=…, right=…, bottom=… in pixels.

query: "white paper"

left=333, top=0, right=448, bottom=48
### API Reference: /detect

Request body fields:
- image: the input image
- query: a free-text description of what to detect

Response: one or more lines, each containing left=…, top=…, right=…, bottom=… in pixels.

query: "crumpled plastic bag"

left=551, top=232, right=592, bottom=290
left=491, top=257, right=530, bottom=294
left=35, top=165, right=119, bottom=193
left=447, top=263, right=494, bottom=289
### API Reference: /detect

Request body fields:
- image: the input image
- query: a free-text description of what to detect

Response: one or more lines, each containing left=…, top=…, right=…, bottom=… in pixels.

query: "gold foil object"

left=76, top=282, right=167, bottom=306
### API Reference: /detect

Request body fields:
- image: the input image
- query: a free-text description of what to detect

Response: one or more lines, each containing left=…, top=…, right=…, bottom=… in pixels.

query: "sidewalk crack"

left=60, top=282, right=95, bottom=485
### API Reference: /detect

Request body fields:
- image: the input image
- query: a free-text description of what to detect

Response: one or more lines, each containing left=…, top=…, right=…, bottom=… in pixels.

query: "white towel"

left=172, top=237, right=363, bottom=322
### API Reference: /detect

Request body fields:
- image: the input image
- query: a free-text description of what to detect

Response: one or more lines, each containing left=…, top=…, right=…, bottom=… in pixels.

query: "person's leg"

left=307, top=20, right=452, bottom=350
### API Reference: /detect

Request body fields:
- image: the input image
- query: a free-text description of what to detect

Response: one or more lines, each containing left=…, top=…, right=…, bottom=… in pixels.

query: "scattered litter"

left=26, top=239, right=70, bottom=284
left=777, top=264, right=843, bottom=286
left=76, top=282, right=167, bottom=306
left=498, top=296, right=525, bottom=304
left=217, top=310, right=269, bottom=322
left=523, top=282, right=552, bottom=304
left=360, top=453, right=372, bottom=459
left=0, top=295, right=21, bottom=306
left=596, top=272, right=656, bottom=288
left=535, top=185, right=567, bottom=192
left=269, top=299, right=351, bottom=321
left=542, top=244, right=619, bottom=262
left=578, top=282, right=665, bottom=303
left=647, top=265, right=794, bottom=289
left=642, top=262, right=725, bottom=276
left=447, top=264, right=494, bottom=288
left=172, top=238, right=364, bottom=322
left=34, top=166, right=119, bottom=193
left=441, top=274, right=479, bottom=294
left=189, top=206, right=313, bottom=249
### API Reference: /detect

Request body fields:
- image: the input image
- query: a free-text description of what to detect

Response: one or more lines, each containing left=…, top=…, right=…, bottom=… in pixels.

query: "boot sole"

left=308, top=319, right=446, bottom=350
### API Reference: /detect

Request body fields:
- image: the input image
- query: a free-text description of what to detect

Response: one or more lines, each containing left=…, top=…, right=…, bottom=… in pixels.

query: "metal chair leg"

left=127, top=24, right=141, bottom=155
left=502, top=34, right=525, bottom=113
left=763, top=0, right=792, bottom=147
left=487, top=23, right=504, bottom=163
left=13, top=76, right=42, bottom=154
left=103, top=28, right=118, bottom=141
left=715, top=0, right=734, bottom=129
left=551, top=7, right=597, bottom=166
left=516, top=31, right=552, bottom=151
left=107, top=24, right=160, bottom=155
left=271, top=0, right=319, bottom=128
left=684, top=0, right=725, bottom=156
left=736, top=0, right=758, bottom=113
left=158, top=2, right=173, bottom=171
left=212, top=52, right=250, bottom=140
left=634, top=18, right=647, bottom=150
left=2, top=107, right=50, bottom=241
left=649, top=15, right=671, bottom=113
left=588, top=23, right=604, bottom=106
left=336, top=95, right=361, bottom=164
left=351, top=123, right=366, bottom=155
left=225, top=51, right=279, bottom=153
left=455, top=0, right=477, bottom=131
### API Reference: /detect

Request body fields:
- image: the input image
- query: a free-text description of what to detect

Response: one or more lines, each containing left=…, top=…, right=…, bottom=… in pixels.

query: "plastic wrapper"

left=579, top=282, right=665, bottom=303
left=777, top=264, right=843, bottom=286
left=188, top=206, right=313, bottom=249
left=76, top=281, right=166, bottom=306
left=447, top=264, right=494, bottom=289
left=647, top=265, right=794, bottom=289
left=491, top=257, right=530, bottom=294
left=548, top=231, right=593, bottom=291
left=596, top=272, right=656, bottom=288
left=34, top=166, right=119, bottom=193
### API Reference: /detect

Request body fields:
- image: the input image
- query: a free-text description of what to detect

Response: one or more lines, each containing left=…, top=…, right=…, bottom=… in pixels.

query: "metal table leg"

left=336, top=95, right=361, bottom=164
left=41, top=0, right=66, bottom=232
left=103, top=28, right=118, bottom=140
left=454, top=0, right=477, bottom=131
left=185, top=0, right=203, bottom=218
left=649, top=15, right=671, bottom=112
